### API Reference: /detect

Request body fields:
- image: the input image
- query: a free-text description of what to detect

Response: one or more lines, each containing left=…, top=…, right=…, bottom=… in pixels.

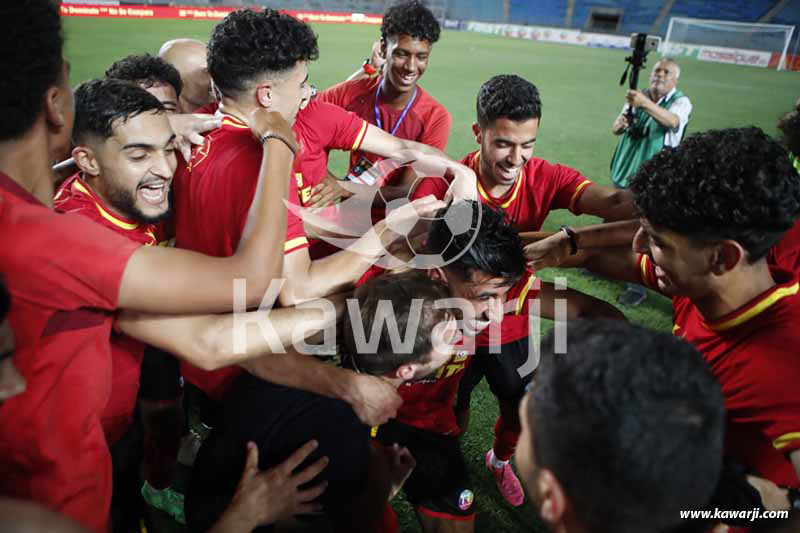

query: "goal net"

left=662, top=17, right=795, bottom=70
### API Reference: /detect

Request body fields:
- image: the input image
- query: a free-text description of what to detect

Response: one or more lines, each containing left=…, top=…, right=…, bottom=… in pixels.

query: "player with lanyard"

left=356, top=202, right=623, bottom=532
left=311, top=0, right=451, bottom=208
left=411, top=74, right=634, bottom=507
left=172, top=8, right=469, bottom=422
left=568, top=128, right=800, bottom=525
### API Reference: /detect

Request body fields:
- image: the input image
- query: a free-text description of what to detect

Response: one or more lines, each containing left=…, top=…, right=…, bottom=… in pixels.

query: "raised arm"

left=118, top=293, right=402, bottom=426
left=278, top=194, right=445, bottom=306
left=117, top=110, right=296, bottom=313
left=627, top=90, right=680, bottom=129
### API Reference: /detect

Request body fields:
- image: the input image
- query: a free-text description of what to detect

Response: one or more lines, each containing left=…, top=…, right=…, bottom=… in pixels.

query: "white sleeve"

left=664, top=96, right=692, bottom=148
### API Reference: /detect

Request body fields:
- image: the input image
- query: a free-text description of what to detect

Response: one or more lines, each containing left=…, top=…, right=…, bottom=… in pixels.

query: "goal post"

left=662, top=17, right=795, bottom=70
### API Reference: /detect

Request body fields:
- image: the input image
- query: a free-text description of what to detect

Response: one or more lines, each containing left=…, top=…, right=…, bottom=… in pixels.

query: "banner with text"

left=60, top=3, right=382, bottom=24
left=465, top=21, right=631, bottom=49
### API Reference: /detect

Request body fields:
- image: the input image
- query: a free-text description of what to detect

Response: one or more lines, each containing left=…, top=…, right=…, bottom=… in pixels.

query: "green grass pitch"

left=64, top=17, right=799, bottom=533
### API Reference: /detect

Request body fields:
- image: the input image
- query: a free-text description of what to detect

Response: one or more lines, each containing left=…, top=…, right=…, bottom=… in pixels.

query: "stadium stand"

left=571, top=0, right=662, bottom=34
left=772, top=0, right=800, bottom=26
left=652, top=0, right=775, bottom=33
left=509, top=0, right=567, bottom=27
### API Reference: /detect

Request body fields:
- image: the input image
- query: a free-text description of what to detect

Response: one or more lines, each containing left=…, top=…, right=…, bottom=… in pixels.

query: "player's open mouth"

left=397, top=72, right=417, bottom=86
left=138, top=180, right=169, bottom=206
left=497, top=164, right=521, bottom=181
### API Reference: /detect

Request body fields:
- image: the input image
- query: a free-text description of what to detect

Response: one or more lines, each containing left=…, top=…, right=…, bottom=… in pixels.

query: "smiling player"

left=411, top=74, right=633, bottom=506
left=314, top=0, right=450, bottom=205
left=577, top=128, right=800, bottom=494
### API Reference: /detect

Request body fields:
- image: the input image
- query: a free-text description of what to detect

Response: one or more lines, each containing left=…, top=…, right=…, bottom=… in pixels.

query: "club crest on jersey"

left=458, top=489, right=474, bottom=511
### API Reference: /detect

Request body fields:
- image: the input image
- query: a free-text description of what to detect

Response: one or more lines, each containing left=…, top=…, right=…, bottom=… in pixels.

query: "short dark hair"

left=73, top=78, right=165, bottom=144
left=427, top=201, right=525, bottom=286
left=105, top=54, right=183, bottom=98
left=477, top=75, right=542, bottom=128
left=208, top=8, right=319, bottom=97
left=528, top=320, right=725, bottom=533
left=0, top=0, right=64, bottom=141
left=343, top=271, right=451, bottom=375
left=631, top=127, right=800, bottom=262
left=381, top=0, right=440, bottom=44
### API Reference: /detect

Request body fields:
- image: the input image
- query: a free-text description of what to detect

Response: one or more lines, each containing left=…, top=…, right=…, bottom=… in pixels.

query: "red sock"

left=492, top=401, right=522, bottom=461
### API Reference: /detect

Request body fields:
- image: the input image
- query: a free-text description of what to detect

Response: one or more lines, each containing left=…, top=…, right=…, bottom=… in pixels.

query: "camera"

left=620, top=33, right=659, bottom=138
left=630, top=33, right=660, bottom=53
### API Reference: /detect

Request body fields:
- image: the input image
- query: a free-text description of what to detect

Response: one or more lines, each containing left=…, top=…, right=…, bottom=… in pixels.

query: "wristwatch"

left=560, top=226, right=579, bottom=255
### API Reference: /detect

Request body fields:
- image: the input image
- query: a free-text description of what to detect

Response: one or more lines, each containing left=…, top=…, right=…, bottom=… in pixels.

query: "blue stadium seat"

left=772, top=0, right=800, bottom=26
left=447, top=0, right=505, bottom=23
left=570, top=1, right=663, bottom=34
left=666, top=0, right=773, bottom=26
left=509, top=0, right=567, bottom=27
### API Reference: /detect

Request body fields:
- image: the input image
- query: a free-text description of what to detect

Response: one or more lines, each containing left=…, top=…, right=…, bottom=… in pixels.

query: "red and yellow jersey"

left=54, top=173, right=163, bottom=445
left=413, top=150, right=593, bottom=233
left=0, top=172, right=140, bottom=532
left=291, top=99, right=369, bottom=259
left=476, top=268, right=539, bottom=346
left=638, top=254, right=800, bottom=487
left=174, top=113, right=309, bottom=258
left=172, top=113, right=310, bottom=399
left=291, top=98, right=368, bottom=202
left=54, top=173, right=164, bottom=245
left=319, top=76, right=451, bottom=186
left=768, top=219, right=800, bottom=274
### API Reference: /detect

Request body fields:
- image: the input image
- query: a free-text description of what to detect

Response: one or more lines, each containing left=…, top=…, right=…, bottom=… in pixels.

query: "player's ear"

left=472, top=123, right=482, bottom=144
left=72, top=145, right=101, bottom=177
left=255, top=84, right=273, bottom=110
left=45, top=84, right=70, bottom=131
left=429, top=266, right=446, bottom=284
left=537, top=468, right=567, bottom=527
left=710, top=240, right=743, bottom=275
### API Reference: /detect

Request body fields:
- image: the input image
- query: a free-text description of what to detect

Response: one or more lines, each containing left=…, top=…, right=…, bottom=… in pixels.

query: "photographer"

left=610, top=57, right=691, bottom=306
left=610, top=58, right=692, bottom=187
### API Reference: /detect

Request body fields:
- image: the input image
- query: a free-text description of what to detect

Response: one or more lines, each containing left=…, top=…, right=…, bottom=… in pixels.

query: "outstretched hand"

left=167, top=113, right=221, bottom=161
left=213, top=440, right=329, bottom=532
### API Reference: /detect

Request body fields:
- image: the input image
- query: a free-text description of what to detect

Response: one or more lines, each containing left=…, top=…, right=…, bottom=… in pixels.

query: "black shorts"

left=186, top=375, right=369, bottom=532
left=138, top=346, right=182, bottom=402
left=374, top=420, right=475, bottom=520
left=456, top=337, right=534, bottom=412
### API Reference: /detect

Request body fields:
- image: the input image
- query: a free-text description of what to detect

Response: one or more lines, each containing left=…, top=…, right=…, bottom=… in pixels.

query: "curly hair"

left=381, top=0, right=440, bottom=43
left=428, top=200, right=525, bottom=286
left=630, top=127, right=800, bottom=262
left=105, top=54, right=183, bottom=98
left=73, top=78, right=165, bottom=144
left=477, top=74, right=542, bottom=128
left=208, top=8, right=318, bottom=96
left=0, top=0, right=64, bottom=141
left=529, top=320, right=724, bottom=533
